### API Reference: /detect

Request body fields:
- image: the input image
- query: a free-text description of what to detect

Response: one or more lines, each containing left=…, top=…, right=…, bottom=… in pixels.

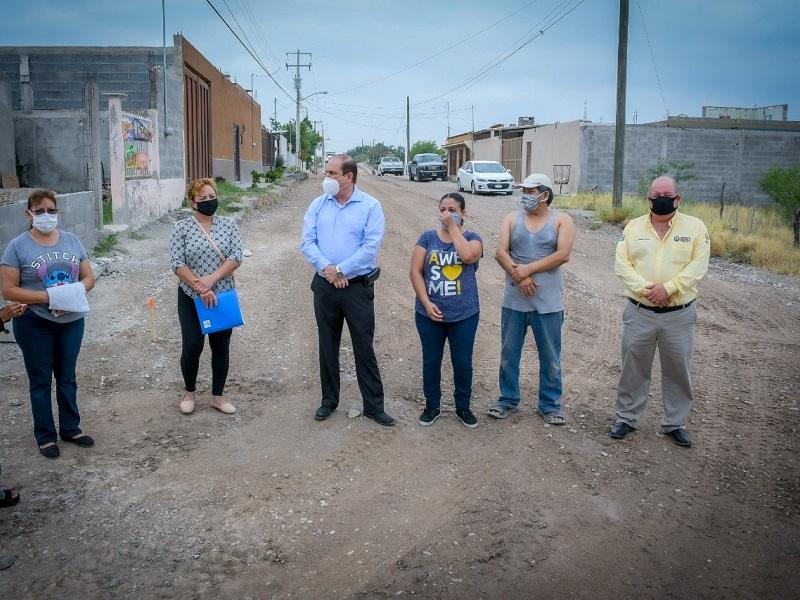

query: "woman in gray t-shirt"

left=0, top=190, right=96, bottom=459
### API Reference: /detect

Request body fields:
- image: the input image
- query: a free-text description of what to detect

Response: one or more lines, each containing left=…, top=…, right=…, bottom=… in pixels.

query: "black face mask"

left=194, top=198, right=218, bottom=216
left=650, top=196, right=677, bottom=216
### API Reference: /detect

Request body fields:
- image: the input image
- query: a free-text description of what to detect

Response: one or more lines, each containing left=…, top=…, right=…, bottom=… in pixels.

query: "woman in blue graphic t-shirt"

left=1, top=190, right=96, bottom=459
left=410, top=192, right=483, bottom=429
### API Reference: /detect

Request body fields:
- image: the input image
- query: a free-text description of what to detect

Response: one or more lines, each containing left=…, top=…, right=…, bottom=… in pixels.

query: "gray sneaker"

left=487, top=405, right=518, bottom=419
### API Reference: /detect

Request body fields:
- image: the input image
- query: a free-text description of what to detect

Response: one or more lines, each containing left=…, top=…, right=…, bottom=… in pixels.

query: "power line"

left=327, top=0, right=544, bottom=96
left=636, top=0, right=669, bottom=119
left=204, top=0, right=294, bottom=101
left=416, top=0, right=586, bottom=106
left=220, top=0, right=270, bottom=71
left=234, top=0, right=295, bottom=90
left=234, top=0, right=282, bottom=71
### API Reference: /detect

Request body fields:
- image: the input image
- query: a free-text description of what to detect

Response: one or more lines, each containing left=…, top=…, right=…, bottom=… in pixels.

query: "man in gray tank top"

left=488, top=174, right=576, bottom=425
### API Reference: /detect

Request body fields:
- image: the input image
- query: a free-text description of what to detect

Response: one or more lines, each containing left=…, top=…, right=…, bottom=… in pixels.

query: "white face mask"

left=322, top=177, right=340, bottom=197
left=31, top=212, right=58, bottom=233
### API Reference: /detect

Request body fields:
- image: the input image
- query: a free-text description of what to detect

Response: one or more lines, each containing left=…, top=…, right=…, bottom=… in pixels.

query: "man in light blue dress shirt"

left=300, top=154, right=395, bottom=426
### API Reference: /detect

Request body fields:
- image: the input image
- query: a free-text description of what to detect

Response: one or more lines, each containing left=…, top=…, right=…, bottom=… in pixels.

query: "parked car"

left=409, top=153, right=447, bottom=182
left=456, top=161, right=514, bottom=195
left=378, top=156, right=404, bottom=176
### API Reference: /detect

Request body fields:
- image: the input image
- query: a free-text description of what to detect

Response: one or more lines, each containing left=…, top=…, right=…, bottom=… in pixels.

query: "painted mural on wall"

left=122, top=113, right=153, bottom=178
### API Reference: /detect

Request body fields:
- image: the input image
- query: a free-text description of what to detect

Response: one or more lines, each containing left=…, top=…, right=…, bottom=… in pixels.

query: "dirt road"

left=1, top=171, right=799, bottom=599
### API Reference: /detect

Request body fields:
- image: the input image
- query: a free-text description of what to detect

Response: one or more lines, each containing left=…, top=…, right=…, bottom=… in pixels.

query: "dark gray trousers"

left=615, top=301, right=697, bottom=432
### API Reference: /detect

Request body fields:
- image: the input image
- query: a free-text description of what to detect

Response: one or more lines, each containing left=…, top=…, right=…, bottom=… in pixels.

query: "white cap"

left=516, top=173, right=553, bottom=189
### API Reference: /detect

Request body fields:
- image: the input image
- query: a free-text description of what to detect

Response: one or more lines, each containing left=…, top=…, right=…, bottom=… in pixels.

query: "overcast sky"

left=5, top=0, right=800, bottom=153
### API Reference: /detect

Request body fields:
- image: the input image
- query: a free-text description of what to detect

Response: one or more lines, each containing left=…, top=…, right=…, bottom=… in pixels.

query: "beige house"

left=445, top=117, right=800, bottom=202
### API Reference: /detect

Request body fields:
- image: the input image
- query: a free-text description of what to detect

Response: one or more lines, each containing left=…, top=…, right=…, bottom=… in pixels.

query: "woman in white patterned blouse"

left=169, top=178, right=243, bottom=416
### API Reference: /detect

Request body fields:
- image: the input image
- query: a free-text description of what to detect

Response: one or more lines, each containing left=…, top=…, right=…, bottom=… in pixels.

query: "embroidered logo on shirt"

left=673, top=236, right=691, bottom=243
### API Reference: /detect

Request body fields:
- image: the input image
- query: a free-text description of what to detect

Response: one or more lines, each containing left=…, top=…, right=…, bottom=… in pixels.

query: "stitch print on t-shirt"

left=32, top=250, right=80, bottom=288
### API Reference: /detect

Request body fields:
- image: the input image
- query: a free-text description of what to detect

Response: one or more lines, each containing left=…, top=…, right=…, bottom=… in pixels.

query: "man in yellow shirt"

left=609, top=176, right=710, bottom=447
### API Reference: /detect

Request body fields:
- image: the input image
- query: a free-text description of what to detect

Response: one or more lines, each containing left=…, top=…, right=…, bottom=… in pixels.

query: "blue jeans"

left=497, top=307, right=563, bottom=414
left=13, top=311, right=85, bottom=445
left=415, top=311, right=479, bottom=411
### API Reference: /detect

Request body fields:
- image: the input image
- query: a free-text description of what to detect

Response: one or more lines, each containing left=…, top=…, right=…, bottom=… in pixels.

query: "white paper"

left=47, top=282, right=90, bottom=313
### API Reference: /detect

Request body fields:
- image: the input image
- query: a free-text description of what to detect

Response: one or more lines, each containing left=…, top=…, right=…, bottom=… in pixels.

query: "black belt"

left=628, top=298, right=694, bottom=313
left=315, top=272, right=373, bottom=286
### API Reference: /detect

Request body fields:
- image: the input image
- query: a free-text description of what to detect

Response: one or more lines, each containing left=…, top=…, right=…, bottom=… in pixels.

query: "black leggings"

left=177, top=288, right=233, bottom=396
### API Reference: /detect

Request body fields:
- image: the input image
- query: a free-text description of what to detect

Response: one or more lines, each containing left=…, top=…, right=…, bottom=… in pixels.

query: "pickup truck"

left=409, top=153, right=447, bottom=182
left=377, top=156, right=404, bottom=176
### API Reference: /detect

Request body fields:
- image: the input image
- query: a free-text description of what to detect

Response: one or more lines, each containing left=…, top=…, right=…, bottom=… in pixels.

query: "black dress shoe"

left=666, top=428, right=692, bottom=447
left=609, top=421, right=635, bottom=439
left=315, top=406, right=335, bottom=421
left=363, top=411, right=395, bottom=426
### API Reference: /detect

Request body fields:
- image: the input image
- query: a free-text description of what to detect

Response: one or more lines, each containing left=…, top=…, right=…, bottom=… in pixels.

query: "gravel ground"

left=1, top=171, right=798, bottom=599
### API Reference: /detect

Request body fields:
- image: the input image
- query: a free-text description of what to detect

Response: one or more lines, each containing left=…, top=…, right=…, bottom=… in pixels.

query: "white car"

left=456, top=161, right=514, bottom=195
left=377, top=157, right=404, bottom=176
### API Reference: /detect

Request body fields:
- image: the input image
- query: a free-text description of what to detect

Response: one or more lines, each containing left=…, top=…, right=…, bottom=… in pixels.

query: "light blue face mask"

left=521, top=192, right=543, bottom=212
left=439, top=212, right=462, bottom=227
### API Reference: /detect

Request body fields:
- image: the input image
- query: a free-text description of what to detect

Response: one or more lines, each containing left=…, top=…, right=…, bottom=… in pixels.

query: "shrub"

left=760, top=166, right=800, bottom=247
left=264, top=169, right=283, bottom=183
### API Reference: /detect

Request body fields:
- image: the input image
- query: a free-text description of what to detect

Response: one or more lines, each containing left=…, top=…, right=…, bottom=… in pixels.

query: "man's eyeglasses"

left=30, top=208, right=59, bottom=215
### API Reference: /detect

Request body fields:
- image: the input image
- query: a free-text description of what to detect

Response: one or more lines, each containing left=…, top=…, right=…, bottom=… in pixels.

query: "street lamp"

left=296, top=90, right=327, bottom=169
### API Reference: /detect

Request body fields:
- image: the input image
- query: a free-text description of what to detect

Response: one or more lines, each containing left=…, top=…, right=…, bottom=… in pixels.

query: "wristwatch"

left=335, top=265, right=343, bottom=277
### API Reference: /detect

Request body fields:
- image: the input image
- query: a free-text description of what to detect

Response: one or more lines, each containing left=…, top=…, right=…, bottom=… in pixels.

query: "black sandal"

left=0, top=489, right=20, bottom=508
left=39, top=443, right=60, bottom=459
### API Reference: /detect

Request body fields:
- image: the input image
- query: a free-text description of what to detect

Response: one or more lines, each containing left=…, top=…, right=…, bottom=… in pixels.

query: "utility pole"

left=405, top=96, right=410, bottom=169
left=612, top=0, right=629, bottom=209
left=446, top=101, right=450, bottom=138
left=470, top=105, right=475, bottom=157
left=311, top=120, right=323, bottom=171
left=286, top=50, right=311, bottom=169
left=320, top=123, right=326, bottom=166
left=273, top=98, right=277, bottom=128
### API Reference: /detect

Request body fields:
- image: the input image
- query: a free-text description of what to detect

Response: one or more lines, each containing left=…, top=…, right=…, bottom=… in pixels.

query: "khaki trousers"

left=615, top=301, right=697, bottom=432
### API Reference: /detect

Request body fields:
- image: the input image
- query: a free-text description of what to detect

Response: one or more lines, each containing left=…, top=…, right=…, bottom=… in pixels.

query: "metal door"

left=233, top=125, right=241, bottom=181
left=183, top=66, right=211, bottom=181
left=502, top=136, right=523, bottom=182
left=525, top=141, right=532, bottom=178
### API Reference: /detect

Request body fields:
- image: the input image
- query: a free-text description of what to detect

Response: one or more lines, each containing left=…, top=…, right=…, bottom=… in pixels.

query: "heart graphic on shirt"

left=441, top=265, right=462, bottom=281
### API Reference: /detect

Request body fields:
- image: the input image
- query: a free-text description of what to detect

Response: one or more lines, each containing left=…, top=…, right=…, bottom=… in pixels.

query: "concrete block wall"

left=0, top=79, right=14, bottom=174
left=0, top=45, right=185, bottom=181
left=13, top=113, right=86, bottom=192
left=0, top=191, right=98, bottom=252
left=578, top=124, right=800, bottom=205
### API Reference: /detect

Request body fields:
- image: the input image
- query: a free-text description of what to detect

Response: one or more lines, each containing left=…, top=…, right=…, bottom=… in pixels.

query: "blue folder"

left=194, top=289, right=244, bottom=334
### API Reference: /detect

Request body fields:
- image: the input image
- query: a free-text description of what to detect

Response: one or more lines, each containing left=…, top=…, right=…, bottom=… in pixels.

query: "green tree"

left=280, top=117, right=323, bottom=169
left=760, top=166, right=800, bottom=247
left=409, top=140, right=444, bottom=159
left=638, top=160, right=696, bottom=198
left=345, top=142, right=405, bottom=165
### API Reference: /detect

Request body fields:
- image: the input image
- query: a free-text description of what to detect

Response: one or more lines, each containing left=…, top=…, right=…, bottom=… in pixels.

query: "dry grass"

left=553, top=193, right=800, bottom=276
